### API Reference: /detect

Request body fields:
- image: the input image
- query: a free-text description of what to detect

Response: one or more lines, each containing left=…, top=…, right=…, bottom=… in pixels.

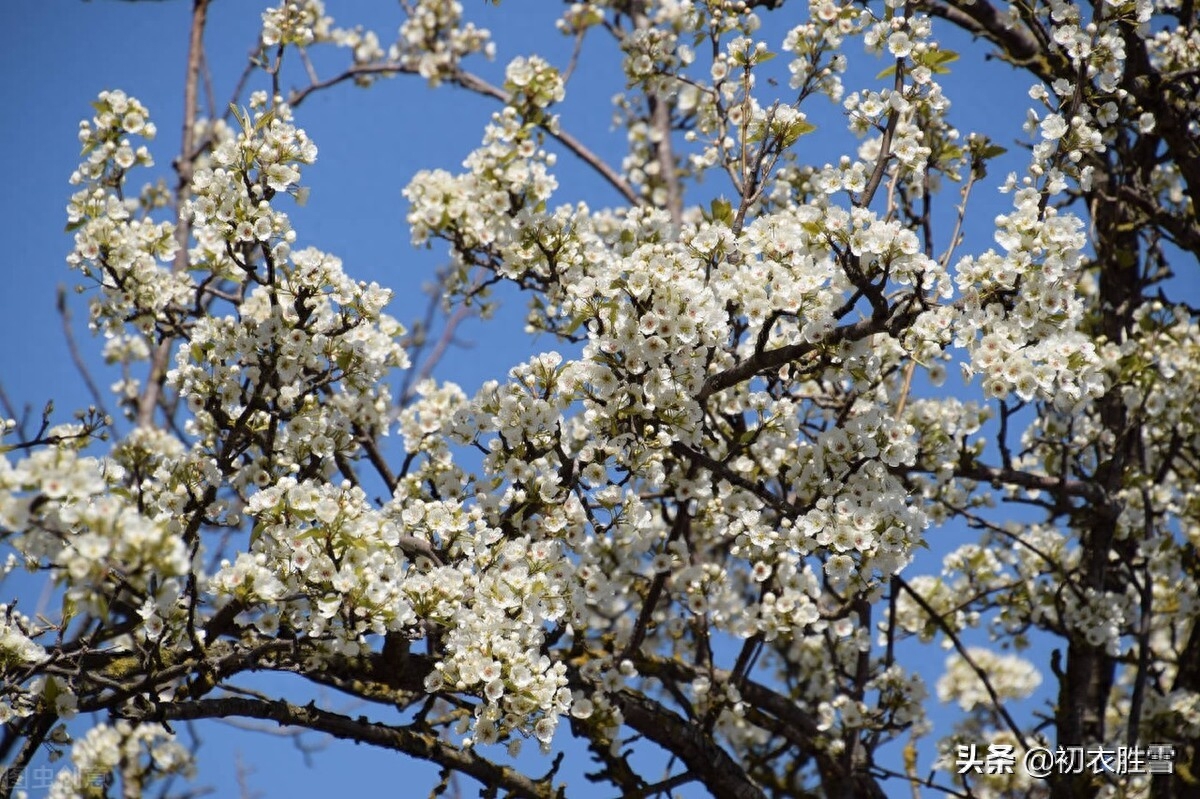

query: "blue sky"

left=0, top=2, right=1051, bottom=797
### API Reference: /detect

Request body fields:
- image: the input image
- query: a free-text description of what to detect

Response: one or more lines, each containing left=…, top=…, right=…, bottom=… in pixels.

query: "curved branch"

left=286, top=62, right=640, bottom=207
left=0, top=715, right=55, bottom=799
left=916, top=0, right=1051, bottom=78
left=625, top=653, right=889, bottom=797
left=123, top=696, right=562, bottom=799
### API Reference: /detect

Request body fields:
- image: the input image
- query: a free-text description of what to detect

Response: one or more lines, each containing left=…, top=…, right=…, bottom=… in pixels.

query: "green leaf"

left=563, top=306, right=597, bottom=336
left=61, top=594, right=77, bottom=629
left=709, top=197, right=734, bottom=226
left=230, top=103, right=251, bottom=133
left=919, top=49, right=959, bottom=75
left=43, top=678, right=61, bottom=705
left=780, top=118, right=816, bottom=147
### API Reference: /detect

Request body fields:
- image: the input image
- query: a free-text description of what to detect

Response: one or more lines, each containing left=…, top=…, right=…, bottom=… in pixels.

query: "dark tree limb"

left=122, top=697, right=563, bottom=799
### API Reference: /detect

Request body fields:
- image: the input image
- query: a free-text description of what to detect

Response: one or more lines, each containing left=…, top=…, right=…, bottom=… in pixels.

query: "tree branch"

left=612, top=689, right=767, bottom=799
left=136, top=0, right=209, bottom=429
left=123, top=697, right=562, bottom=799
left=699, top=307, right=920, bottom=402
left=285, top=62, right=640, bottom=207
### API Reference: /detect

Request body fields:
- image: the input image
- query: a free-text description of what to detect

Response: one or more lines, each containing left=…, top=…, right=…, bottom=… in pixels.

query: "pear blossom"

left=3, top=1, right=1199, bottom=797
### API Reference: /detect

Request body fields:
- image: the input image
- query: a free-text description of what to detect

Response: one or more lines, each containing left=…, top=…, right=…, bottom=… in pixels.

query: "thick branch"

left=700, top=308, right=918, bottom=402
left=945, top=461, right=1111, bottom=508
left=612, top=689, right=767, bottom=799
left=917, top=0, right=1051, bottom=78
left=631, top=655, right=823, bottom=743
left=1118, top=28, right=1200, bottom=244
left=648, top=93, right=684, bottom=225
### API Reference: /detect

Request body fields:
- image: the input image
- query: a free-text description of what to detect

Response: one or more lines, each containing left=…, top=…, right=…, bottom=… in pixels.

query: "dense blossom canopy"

left=1, top=1, right=1198, bottom=798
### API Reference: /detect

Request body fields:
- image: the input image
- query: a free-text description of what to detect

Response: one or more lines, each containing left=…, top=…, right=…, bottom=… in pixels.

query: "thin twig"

left=56, top=285, right=111, bottom=419
left=0, top=382, right=19, bottom=429
left=893, top=360, right=916, bottom=418
left=286, top=62, right=641, bottom=206
left=938, top=167, right=978, bottom=270
left=409, top=304, right=473, bottom=396
left=897, top=577, right=1032, bottom=751
left=561, top=24, right=588, bottom=85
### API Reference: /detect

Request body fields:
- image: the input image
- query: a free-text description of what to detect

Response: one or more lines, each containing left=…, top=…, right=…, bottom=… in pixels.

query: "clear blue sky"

left=0, top=2, right=1045, bottom=797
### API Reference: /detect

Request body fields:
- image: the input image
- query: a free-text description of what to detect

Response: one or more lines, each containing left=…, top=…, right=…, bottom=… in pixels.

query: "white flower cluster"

left=215, top=477, right=410, bottom=638
left=619, top=18, right=695, bottom=92
left=783, top=1, right=858, bottom=99
left=0, top=445, right=188, bottom=626
left=47, top=721, right=193, bottom=799
left=404, top=90, right=559, bottom=294
left=893, top=574, right=970, bottom=641
left=186, top=101, right=314, bottom=275
left=391, top=490, right=581, bottom=746
left=407, top=105, right=948, bottom=664
left=260, top=0, right=391, bottom=80
left=0, top=605, right=47, bottom=724
left=610, top=3, right=780, bottom=196
left=167, top=246, right=406, bottom=470
left=414, top=531, right=576, bottom=748
left=404, top=148, right=953, bottom=743
left=1055, top=586, right=1134, bottom=657
left=0, top=606, right=44, bottom=671
left=213, top=447, right=580, bottom=746
left=1141, top=689, right=1200, bottom=741
left=904, top=397, right=990, bottom=485
left=261, top=0, right=334, bottom=48
left=66, top=91, right=188, bottom=339
left=954, top=187, right=1105, bottom=410
left=19, top=0, right=1197, bottom=787
left=393, top=0, right=493, bottom=85
left=936, top=648, right=1042, bottom=712
left=504, top=55, right=565, bottom=125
